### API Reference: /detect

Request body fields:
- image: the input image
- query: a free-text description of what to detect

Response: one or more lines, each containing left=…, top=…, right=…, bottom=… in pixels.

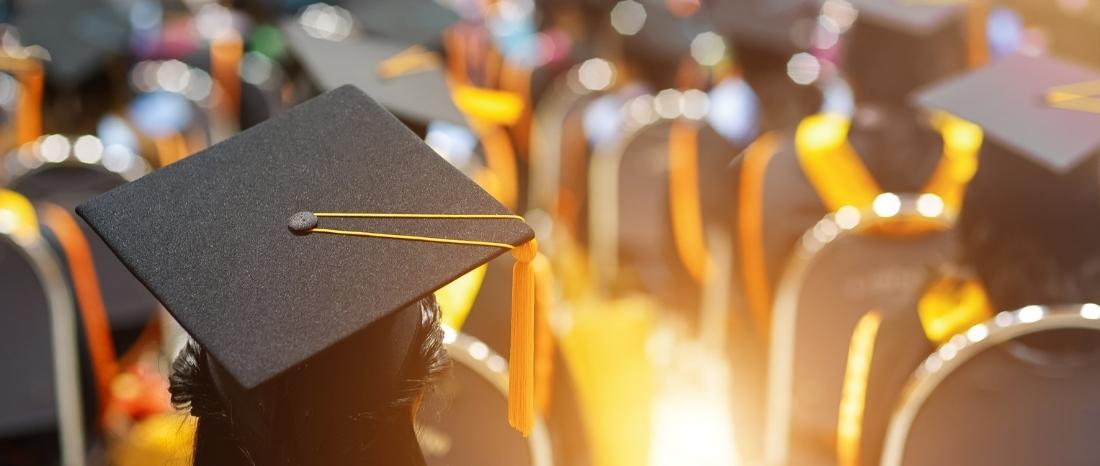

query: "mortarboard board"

left=281, top=18, right=467, bottom=126
left=76, top=85, right=541, bottom=432
left=339, top=0, right=461, bottom=48
left=14, top=0, right=131, bottom=87
left=915, top=54, right=1100, bottom=174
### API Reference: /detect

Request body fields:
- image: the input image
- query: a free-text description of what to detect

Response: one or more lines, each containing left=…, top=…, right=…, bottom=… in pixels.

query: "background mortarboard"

left=339, top=0, right=460, bottom=49
left=77, top=85, right=533, bottom=390
left=14, top=0, right=131, bottom=87
left=617, top=0, right=707, bottom=89
left=845, top=0, right=970, bottom=104
left=915, top=54, right=1100, bottom=174
left=708, top=0, right=817, bottom=54
left=282, top=19, right=467, bottom=127
left=848, top=0, right=967, bottom=36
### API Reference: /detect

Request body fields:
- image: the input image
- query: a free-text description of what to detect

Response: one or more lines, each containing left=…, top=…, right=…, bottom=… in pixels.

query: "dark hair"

left=169, top=296, right=450, bottom=465
left=956, top=147, right=1100, bottom=311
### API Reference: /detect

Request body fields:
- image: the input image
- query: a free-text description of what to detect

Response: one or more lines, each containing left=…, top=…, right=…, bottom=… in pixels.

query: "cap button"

left=288, top=211, right=318, bottom=234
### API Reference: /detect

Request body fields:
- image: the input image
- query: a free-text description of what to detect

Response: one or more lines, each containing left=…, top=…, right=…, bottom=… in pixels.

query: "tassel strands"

left=509, top=239, right=538, bottom=436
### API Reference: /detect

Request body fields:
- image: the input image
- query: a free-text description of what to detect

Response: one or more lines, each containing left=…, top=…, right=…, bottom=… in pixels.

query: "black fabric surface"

left=858, top=303, right=933, bottom=466
left=77, top=85, right=533, bottom=389
left=900, top=328, right=1100, bottom=465
left=786, top=230, right=949, bottom=463
left=0, top=239, right=55, bottom=436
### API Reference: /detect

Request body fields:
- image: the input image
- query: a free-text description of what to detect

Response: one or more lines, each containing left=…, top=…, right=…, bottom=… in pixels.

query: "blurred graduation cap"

left=708, top=0, right=817, bottom=54
left=339, top=0, right=461, bottom=48
left=915, top=54, right=1100, bottom=175
left=77, top=85, right=540, bottom=433
left=14, top=0, right=131, bottom=87
left=845, top=0, right=974, bottom=103
left=617, top=0, right=705, bottom=89
left=848, top=0, right=968, bottom=36
left=915, top=54, right=1100, bottom=276
left=281, top=17, right=466, bottom=127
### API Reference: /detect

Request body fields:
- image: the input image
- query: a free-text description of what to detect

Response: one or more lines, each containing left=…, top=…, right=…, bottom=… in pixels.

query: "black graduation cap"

left=281, top=18, right=467, bottom=126
left=915, top=54, right=1100, bottom=174
left=844, top=0, right=973, bottom=103
left=14, top=0, right=131, bottom=87
left=916, top=54, right=1100, bottom=300
left=76, top=86, right=540, bottom=433
left=340, top=0, right=461, bottom=48
left=848, top=0, right=967, bottom=36
left=708, top=0, right=817, bottom=54
left=617, top=0, right=706, bottom=89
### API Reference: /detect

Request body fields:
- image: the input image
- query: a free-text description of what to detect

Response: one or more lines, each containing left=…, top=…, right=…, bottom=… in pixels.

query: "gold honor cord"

left=287, top=210, right=538, bottom=436
left=300, top=212, right=526, bottom=249
left=376, top=45, right=443, bottom=80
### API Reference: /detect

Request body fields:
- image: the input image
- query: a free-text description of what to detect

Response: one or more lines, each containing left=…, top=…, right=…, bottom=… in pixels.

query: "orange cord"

left=738, top=133, right=780, bottom=339
left=39, top=203, right=119, bottom=423
left=668, top=120, right=710, bottom=283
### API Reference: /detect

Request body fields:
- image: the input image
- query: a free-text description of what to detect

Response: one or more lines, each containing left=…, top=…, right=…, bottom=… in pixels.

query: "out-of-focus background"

left=1, top=0, right=1100, bottom=465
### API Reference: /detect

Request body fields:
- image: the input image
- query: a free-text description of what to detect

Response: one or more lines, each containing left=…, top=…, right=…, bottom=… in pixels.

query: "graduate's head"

left=843, top=0, right=969, bottom=106
left=170, top=296, right=448, bottom=466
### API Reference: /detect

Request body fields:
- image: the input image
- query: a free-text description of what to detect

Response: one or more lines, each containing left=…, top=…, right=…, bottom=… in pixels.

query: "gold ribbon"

left=1047, top=80, right=1100, bottom=115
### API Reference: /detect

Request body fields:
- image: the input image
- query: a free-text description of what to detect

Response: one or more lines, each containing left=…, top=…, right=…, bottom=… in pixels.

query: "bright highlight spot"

left=1018, top=305, right=1044, bottom=324
left=690, top=32, right=725, bottom=66
left=966, top=324, right=989, bottom=343
left=835, top=205, right=861, bottom=230
left=578, top=58, right=615, bottom=91
left=786, top=52, right=820, bottom=85
left=1082, top=303, right=1100, bottom=320
left=40, top=135, right=71, bottom=163
left=916, top=193, right=945, bottom=218
left=871, top=193, right=901, bottom=218
left=654, top=89, right=683, bottom=119
left=610, top=0, right=647, bottom=36
left=73, top=136, right=104, bottom=164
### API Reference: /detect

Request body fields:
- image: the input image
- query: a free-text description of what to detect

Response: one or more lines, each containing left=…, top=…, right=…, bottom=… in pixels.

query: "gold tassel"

left=509, top=239, right=538, bottom=436
left=532, top=253, right=555, bottom=417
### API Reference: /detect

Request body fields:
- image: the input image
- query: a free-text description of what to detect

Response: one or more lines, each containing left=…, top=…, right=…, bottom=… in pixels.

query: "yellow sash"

left=794, top=112, right=982, bottom=220
left=917, top=277, right=992, bottom=346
